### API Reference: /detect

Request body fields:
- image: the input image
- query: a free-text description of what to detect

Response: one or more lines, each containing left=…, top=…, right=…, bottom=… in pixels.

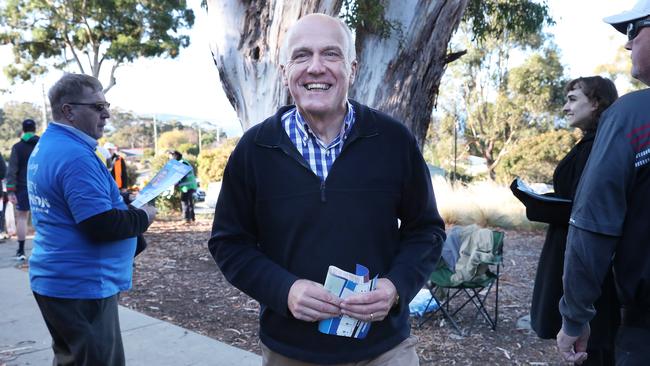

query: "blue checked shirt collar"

left=282, top=101, right=356, bottom=181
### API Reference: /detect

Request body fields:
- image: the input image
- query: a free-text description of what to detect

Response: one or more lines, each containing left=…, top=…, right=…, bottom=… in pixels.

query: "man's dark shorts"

left=15, top=189, right=30, bottom=211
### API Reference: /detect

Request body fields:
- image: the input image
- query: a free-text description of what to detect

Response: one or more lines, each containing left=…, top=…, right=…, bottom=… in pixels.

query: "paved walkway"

left=0, top=239, right=261, bottom=366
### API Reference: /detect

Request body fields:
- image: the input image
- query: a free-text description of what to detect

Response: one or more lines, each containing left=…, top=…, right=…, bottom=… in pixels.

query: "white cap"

left=103, top=142, right=116, bottom=150
left=604, top=0, right=650, bottom=34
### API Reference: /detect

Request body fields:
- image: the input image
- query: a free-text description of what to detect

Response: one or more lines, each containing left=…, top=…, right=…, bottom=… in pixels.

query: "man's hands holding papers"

left=288, top=279, right=342, bottom=322
left=340, top=278, right=397, bottom=322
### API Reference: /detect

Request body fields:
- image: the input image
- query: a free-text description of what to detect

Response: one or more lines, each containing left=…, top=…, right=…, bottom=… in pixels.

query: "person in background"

left=105, top=142, right=129, bottom=192
left=0, top=153, right=6, bottom=242
left=557, top=1, right=650, bottom=364
left=527, top=76, right=619, bottom=366
left=209, top=13, right=445, bottom=365
left=29, top=73, right=157, bottom=366
left=7, top=118, right=39, bottom=260
left=168, top=150, right=197, bottom=223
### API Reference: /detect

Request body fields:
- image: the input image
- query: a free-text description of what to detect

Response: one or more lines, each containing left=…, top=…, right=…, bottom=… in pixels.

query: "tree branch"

left=103, top=62, right=120, bottom=94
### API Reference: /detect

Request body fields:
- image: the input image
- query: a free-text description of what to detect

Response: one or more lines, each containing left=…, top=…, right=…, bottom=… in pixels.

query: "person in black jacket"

left=209, top=13, right=445, bottom=366
left=0, top=153, right=6, bottom=241
left=7, top=119, right=39, bottom=260
left=528, top=76, right=619, bottom=365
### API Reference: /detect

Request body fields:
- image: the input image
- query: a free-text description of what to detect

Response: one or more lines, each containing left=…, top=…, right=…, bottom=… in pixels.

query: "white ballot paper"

left=130, top=160, right=192, bottom=208
left=318, top=264, right=377, bottom=339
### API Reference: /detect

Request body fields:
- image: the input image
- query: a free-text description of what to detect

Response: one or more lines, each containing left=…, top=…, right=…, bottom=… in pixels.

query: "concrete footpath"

left=0, top=239, right=261, bottom=366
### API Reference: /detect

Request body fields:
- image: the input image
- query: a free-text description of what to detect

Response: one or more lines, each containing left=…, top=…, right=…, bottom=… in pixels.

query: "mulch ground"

left=120, top=217, right=564, bottom=365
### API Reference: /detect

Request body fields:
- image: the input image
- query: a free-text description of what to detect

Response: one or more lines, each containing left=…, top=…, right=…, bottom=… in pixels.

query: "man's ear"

left=280, top=64, right=289, bottom=87
left=61, top=104, right=73, bottom=121
left=349, top=60, right=358, bottom=85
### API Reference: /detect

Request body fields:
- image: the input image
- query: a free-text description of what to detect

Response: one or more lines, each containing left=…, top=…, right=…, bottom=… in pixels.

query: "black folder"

left=509, top=178, right=572, bottom=225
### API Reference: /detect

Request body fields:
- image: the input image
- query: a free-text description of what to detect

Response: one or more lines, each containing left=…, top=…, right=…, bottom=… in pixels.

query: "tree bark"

left=206, top=0, right=342, bottom=130
left=350, top=0, right=468, bottom=149
left=207, top=0, right=468, bottom=149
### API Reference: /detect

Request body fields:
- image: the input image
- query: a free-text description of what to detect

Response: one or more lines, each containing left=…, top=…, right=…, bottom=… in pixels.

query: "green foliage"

left=125, top=161, right=138, bottom=188
left=463, top=0, right=554, bottom=44
left=595, top=46, right=646, bottom=94
left=434, top=2, right=565, bottom=180
left=157, top=129, right=196, bottom=152
left=341, top=0, right=400, bottom=39
left=0, top=101, right=42, bottom=155
left=105, top=108, right=153, bottom=149
left=0, top=0, right=194, bottom=89
left=197, top=138, right=239, bottom=184
left=177, top=142, right=198, bottom=157
left=496, top=129, right=579, bottom=184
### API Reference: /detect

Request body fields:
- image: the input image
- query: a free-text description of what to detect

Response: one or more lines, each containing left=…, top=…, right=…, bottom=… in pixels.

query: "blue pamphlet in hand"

left=318, top=264, right=377, bottom=339
left=130, top=159, right=192, bottom=208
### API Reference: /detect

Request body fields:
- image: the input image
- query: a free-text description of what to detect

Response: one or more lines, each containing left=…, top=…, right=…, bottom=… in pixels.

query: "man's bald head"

left=282, top=13, right=356, bottom=64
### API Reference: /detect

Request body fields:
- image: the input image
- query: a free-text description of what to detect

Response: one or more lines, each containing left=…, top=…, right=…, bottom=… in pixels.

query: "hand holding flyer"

left=130, top=160, right=192, bottom=208
left=318, top=264, right=377, bottom=339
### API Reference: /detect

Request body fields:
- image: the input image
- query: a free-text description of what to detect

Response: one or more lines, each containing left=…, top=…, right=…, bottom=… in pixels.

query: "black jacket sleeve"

left=78, top=206, right=150, bottom=242
left=0, top=154, right=6, bottom=180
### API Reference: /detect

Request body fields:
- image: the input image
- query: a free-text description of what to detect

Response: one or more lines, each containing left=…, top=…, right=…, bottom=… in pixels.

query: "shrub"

left=496, top=129, right=579, bottom=184
left=197, top=138, right=239, bottom=184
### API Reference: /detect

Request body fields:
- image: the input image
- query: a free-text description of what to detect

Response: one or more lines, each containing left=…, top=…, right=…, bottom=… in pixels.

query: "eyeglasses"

left=627, top=19, right=650, bottom=41
left=67, top=101, right=111, bottom=112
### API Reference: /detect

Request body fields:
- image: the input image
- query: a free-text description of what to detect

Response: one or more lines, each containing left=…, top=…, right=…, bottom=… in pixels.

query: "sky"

left=0, top=0, right=639, bottom=137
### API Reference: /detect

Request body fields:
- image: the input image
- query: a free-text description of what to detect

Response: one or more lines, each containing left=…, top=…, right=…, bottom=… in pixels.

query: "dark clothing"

left=78, top=207, right=150, bottom=242
left=0, top=154, right=5, bottom=233
left=560, top=89, right=650, bottom=363
left=14, top=188, right=30, bottom=211
left=530, top=132, right=619, bottom=356
left=0, top=153, right=6, bottom=181
left=180, top=190, right=195, bottom=222
left=209, top=100, right=446, bottom=364
left=33, top=292, right=125, bottom=366
left=561, top=90, right=650, bottom=333
left=615, top=326, right=650, bottom=366
left=7, top=134, right=39, bottom=192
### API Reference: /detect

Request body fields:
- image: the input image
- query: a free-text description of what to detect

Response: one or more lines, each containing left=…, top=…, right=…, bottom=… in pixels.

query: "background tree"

left=0, top=0, right=195, bottom=93
left=0, top=101, right=42, bottom=155
left=157, top=129, right=197, bottom=155
left=206, top=0, right=554, bottom=148
left=594, top=45, right=646, bottom=94
left=495, top=129, right=578, bottom=184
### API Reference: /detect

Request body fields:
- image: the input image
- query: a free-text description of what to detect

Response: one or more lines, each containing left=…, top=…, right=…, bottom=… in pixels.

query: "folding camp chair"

left=418, top=230, right=504, bottom=335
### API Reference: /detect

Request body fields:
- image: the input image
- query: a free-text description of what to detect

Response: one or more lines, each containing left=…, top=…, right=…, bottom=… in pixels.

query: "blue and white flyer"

left=318, top=264, right=377, bottom=339
left=130, top=159, right=192, bottom=208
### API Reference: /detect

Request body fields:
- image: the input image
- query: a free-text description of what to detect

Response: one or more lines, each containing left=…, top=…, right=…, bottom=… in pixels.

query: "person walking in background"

left=0, top=153, right=6, bottom=242
left=557, top=1, right=650, bottom=364
left=168, top=150, right=197, bottom=223
left=105, top=142, right=129, bottom=192
left=7, top=118, right=39, bottom=260
left=209, top=13, right=445, bottom=365
left=29, top=73, right=157, bottom=366
left=524, top=77, right=619, bottom=365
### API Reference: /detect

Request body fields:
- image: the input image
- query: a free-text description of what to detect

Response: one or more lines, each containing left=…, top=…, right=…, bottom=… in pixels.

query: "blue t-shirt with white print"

left=28, top=122, right=136, bottom=299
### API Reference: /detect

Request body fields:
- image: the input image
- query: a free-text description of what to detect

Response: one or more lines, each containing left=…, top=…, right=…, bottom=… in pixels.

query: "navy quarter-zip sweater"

left=209, top=100, right=446, bottom=364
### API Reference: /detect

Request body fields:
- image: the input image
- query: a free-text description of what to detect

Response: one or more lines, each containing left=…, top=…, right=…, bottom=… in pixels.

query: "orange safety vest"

left=112, top=156, right=125, bottom=189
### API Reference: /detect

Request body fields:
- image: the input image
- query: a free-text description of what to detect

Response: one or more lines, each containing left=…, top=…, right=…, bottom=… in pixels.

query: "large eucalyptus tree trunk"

left=351, top=0, right=468, bottom=148
left=206, top=0, right=342, bottom=130
left=206, top=0, right=467, bottom=148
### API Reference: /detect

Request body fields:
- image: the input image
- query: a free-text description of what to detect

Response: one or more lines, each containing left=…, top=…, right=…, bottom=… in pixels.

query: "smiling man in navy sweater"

left=209, top=13, right=445, bottom=365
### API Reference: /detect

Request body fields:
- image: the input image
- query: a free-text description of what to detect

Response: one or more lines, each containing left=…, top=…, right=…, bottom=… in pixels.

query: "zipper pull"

left=320, top=181, right=326, bottom=202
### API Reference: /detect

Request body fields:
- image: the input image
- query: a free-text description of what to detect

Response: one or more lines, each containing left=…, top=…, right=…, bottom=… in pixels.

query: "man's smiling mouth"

left=304, top=83, right=331, bottom=91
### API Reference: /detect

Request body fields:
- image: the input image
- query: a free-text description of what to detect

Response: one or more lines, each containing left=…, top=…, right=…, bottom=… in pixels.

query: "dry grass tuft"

left=432, top=177, right=546, bottom=231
